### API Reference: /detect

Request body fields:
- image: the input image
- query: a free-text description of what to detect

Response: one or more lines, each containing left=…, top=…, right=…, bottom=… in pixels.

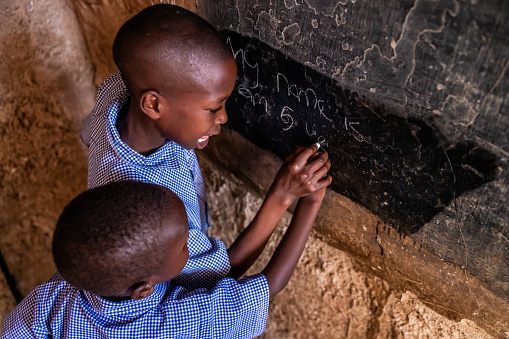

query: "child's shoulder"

left=30, top=272, right=77, bottom=306
left=1, top=273, right=78, bottom=337
left=82, top=72, right=129, bottom=147
left=97, top=72, right=125, bottom=93
left=95, top=72, right=129, bottom=109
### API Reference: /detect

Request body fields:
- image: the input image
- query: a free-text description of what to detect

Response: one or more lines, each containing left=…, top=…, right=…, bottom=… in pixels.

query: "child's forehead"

left=157, top=56, right=236, bottom=96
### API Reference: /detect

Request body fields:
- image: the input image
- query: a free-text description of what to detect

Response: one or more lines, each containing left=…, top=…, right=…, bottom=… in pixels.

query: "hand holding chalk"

left=269, top=143, right=332, bottom=206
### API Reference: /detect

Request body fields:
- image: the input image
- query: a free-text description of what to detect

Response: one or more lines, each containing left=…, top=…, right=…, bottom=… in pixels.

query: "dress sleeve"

left=1, top=274, right=65, bottom=339
left=171, top=231, right=231, bottom=291
left=80, top=110, right=94, bottom=147
left=161, top=273, right=270, bottom=339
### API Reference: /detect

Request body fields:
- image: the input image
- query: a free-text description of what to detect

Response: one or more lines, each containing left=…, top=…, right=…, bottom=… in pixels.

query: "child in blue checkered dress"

left=3, top=4, right=333, bottom=338
left=80, top=4, right=332, bottom=293
left=3, top=169, right=329, bottom=338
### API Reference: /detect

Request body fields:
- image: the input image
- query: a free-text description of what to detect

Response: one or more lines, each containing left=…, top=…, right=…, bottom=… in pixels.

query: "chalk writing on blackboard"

left=276, top=73, right=333, bottom=123
left=224, top=31, right=499, bottom=236
left=226, top=36, right=369, bottom=147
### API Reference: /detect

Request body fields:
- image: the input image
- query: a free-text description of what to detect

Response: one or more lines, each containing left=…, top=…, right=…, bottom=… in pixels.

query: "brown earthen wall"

left=0, top=0, right=96, bottom=320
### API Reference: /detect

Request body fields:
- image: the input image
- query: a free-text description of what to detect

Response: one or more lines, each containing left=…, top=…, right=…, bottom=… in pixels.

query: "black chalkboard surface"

left=224, top=31, right=498, bottom=234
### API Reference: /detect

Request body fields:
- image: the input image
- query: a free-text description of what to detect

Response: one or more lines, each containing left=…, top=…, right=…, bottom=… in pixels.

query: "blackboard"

left=225, top=31, right=499, bottom=234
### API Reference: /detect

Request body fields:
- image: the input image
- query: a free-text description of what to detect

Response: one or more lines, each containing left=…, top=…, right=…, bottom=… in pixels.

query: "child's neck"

left=117, top=102, right=166, bottom=156
left=102, top=295, right=131, bottom=302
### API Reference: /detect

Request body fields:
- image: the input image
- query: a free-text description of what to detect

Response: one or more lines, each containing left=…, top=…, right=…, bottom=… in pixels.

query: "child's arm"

left=227, top=144, right=331, bottom=279
left=262, top=189, right=325, bottom=297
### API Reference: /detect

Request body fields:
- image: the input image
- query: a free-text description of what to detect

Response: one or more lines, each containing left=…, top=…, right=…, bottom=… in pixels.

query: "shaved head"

left=113, top=4, right=233, bottom=98
left=52, top=181, right=188, bottom=297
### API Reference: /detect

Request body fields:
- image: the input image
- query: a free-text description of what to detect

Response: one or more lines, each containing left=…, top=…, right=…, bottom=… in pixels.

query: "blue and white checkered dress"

left=1, top=272, right=269, bottom=338
left=0, top=73, right=271, bottom=338
left=81, top=72, right=208, bottom=234
left=81, top=73, right=230, bottom=291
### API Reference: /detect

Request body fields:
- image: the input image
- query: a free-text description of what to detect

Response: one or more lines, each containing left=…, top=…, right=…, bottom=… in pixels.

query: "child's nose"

left=216, top=107, right=228, bottom=124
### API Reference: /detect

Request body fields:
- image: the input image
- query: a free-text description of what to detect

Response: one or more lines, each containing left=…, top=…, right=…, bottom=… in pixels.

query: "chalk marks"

left=224, top=31, right=499, bottom=235
left=280, top=106, right=295, bottom=131
left=228, top=37, right=269, bottom=114
left=226, top=34, right=358, bottom=145
left=276, top=72, right=333, bottom=123
left=238, top=84, right=270, bottom=115
left=226, top=31, right=374, bottom=150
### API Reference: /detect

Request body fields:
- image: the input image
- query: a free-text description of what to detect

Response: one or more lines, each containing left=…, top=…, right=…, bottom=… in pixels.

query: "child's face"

left=157, top=58, right=237, bottom=150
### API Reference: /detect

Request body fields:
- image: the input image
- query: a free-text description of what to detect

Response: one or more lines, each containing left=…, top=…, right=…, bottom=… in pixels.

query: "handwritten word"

left=226, top=36, right=368, bottom=146
left=276, top=73, right=333, bottom=123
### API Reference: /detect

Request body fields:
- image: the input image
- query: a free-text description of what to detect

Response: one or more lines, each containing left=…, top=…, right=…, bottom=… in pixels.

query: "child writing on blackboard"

left=80, top=3, right=332, bottom=292
left=2, top=172, right=329, bottom=337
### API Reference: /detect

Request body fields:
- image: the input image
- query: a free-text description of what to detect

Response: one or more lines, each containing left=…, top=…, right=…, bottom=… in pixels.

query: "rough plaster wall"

left=376, top=293, right=495, bottom=339
left=198, top=146, right=493, bottom=338
left=0, top=0, right=96, bottom=328
left=0, top=272, right=16, bottom=333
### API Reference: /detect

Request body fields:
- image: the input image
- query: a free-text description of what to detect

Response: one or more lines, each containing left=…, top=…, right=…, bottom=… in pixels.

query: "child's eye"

left=209, top=107, right=221, bottom=113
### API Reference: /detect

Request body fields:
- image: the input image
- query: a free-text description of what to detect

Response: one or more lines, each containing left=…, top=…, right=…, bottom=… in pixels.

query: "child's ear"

left=140, top=91, right=161, bottom=120
left=130, top=281, right=155, bottom=300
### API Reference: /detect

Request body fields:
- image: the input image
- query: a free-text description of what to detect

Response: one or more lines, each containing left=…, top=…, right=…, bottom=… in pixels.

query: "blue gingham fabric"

left=81, top=73, right=230, bottom=290
left=81, top=72, right=208, bottom=235
left=172, top=229, right=231, bottom=291
left=1, top=272, right=269, bottom=338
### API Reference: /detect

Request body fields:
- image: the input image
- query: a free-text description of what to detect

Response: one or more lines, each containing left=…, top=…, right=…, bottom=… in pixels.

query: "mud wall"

left=0, top=0, right=503, bottom=338
left=0, top=0, right=95, bottom=312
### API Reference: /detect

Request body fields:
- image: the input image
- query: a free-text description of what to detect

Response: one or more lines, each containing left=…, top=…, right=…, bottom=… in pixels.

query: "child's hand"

left=302, top=149, right=332, bottom=204
left=270, top=143, right=332, bottom=206
left=228, top=144, right=331, bottom=281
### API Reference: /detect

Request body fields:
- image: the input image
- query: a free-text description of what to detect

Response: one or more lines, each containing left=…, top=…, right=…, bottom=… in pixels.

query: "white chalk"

left=314, top=142, right=321, bottom=150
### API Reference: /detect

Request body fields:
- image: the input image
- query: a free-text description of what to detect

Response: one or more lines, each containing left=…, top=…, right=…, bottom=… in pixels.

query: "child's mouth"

left=197, top=135, right=210, bottom=149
